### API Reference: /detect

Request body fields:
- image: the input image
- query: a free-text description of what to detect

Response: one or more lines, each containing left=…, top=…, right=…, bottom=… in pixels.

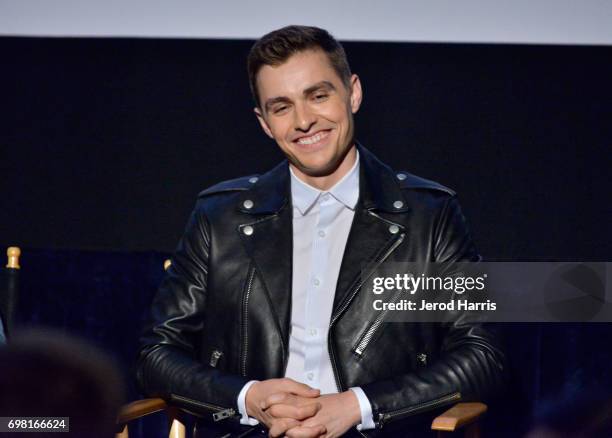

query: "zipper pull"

left=376, top=412, right=390, bottom=428
left=417, top=353, right=428, bottom=366
left=213, top=408, right=236, bottom=422
left=210, top=350, right=223, bottom=367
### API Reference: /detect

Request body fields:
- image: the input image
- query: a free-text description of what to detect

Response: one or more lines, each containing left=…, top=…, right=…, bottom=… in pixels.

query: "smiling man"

left=137, top=26, right=505, bottom=437
left=254, top=48, right=361, bottom=189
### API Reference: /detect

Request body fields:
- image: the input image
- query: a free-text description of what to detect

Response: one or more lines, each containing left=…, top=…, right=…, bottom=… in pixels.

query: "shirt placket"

left=302, top=193, right=337, bottom=388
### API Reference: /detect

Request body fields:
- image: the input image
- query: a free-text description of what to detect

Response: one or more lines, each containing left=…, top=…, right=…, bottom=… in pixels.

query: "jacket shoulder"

left=197, top=175, right=259, bottom=199
left=396, top=171, right=456, bottom=197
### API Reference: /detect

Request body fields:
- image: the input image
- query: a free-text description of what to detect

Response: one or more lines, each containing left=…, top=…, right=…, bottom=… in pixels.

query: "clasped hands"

left=245, top=378, right=362, bottom=438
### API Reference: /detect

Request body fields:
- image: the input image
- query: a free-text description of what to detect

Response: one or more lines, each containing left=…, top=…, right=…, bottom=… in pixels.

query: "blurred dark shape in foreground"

left=0, top=328, right=125, bottom=437
left=525, top=389, right=612, bottom=438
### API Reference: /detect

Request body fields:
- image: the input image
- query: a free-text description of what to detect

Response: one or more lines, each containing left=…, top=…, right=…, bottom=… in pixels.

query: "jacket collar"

left=239, top=143, right=409, bottom=215
left=238, top=160, right=289, bottom=214
left=357, top=143, right=410, bottom=213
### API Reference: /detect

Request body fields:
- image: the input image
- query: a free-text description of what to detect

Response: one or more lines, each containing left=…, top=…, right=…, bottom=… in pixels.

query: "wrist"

left=245, top=381, right=260, bottom=417
left=239, top=380, right=260, bottom=426
left=342, top=390, right=362, bottom=426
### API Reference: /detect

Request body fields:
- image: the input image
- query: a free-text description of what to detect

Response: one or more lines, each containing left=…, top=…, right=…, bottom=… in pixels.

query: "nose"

left=293, top=102, right=316, bottom=132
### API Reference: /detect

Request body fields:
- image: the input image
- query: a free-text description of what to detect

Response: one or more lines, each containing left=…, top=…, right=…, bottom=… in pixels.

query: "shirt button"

left=309, top=328, right=318, bottom=337
left=321, top=193, right=330, bottom=201
left=313, top=278, right=320, bottom=286
left=307, top=372, right=314, bottom=381
left=318, top=230, right=326, bottom=238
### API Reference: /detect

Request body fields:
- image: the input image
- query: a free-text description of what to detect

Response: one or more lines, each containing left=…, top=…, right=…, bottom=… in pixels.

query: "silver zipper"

left=212, top=408, right=237, bottom=422
left=377, top=392, right=461, bottom=427
left=209, top=350, right=223, bottom=367
left=327, top=229, right=406, bottom=392
left=354, top=315, right=384, bottom=357
left=354, top=287, right=405, bottom=356
left=241, top=267, right=256, bottom=376
left=170, top=394, right=235, bottom=421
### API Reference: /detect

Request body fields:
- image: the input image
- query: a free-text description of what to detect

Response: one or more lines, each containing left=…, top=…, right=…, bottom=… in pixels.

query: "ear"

left=349, top=74, right=363, bottom=114
left=254, top=107, right=274, bottom=139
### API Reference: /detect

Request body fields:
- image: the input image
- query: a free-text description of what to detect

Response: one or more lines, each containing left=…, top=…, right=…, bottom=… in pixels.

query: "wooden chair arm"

left=117, top=398, right=167, bottom=424
left=116, top=398, right=186, bottom=438
left=431, top=402, right=487, bottom=432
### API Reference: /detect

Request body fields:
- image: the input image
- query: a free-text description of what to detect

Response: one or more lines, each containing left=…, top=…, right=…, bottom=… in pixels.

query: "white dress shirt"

left=238, top=150, right=375, bottom=430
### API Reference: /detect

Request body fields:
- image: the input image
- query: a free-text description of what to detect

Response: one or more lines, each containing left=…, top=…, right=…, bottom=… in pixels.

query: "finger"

left=285, top=425, right=327, bottom=438
left=262, top=392, right=288, bottom=410
left=268, top=402, right=320, bottom=420
left=284, top=380, right=321, bottom=397
left=268, top=418, right=301, bottom=438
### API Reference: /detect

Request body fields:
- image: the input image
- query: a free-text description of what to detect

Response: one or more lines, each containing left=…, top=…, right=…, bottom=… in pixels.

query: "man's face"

left=254, top=49, right=362, bottom=178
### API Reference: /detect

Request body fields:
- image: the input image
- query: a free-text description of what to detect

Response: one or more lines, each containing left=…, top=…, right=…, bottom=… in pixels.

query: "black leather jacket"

left=136, top=145, right=505, bottom=435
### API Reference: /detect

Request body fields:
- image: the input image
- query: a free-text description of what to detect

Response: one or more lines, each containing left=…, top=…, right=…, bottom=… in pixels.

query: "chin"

left=294, top=157, right=343, bottom=177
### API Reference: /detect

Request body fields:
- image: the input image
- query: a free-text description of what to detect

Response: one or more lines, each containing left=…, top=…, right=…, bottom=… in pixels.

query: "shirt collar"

left=290, top=149, right=360, bottom=216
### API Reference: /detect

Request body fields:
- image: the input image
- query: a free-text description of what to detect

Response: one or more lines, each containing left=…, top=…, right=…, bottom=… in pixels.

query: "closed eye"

left=273, top=105, right=289, bottom=115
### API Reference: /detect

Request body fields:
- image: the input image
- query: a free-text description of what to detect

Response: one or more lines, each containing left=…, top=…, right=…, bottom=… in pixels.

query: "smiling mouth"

left=295, top=130, right=331, bottom=146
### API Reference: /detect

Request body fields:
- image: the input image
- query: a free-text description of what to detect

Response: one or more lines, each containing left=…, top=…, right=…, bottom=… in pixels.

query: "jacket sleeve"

left=135, top=202, right=249, bottom=420
left=360, top=195, right=506, bottom=429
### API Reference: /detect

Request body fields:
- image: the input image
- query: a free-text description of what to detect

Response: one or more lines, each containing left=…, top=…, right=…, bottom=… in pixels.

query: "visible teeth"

left=297, top=131, right=328, bottom=145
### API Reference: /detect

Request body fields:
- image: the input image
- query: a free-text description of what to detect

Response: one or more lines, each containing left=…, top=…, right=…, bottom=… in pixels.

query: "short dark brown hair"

left=247, top=25, right=352, bottom=107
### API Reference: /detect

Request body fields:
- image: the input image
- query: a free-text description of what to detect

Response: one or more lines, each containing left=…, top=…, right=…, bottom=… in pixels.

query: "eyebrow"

left=303, top=80, right=336, bottom=95
left=264, top=81, right=337, bottom=112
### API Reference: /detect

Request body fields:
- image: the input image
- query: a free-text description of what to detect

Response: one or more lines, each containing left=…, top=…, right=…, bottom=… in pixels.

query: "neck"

left=291, top=146, right=357, bottom=191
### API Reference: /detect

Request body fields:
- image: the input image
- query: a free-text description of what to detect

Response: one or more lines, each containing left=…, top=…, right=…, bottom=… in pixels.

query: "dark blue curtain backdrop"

left=1, top=37, right=610, bottom=259
left=1, top=37, right=611, bottom=437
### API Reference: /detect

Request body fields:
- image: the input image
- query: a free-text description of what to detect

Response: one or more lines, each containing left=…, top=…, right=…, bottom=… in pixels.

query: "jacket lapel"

left=332, top=209, right=404, bottom=317
left=331, top=145, right=410, bottom=319
left=237, top=162, right=293, bottom=348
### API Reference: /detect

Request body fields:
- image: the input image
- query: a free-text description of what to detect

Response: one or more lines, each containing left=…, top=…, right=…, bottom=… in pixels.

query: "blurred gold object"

left=6, top=246, right=21, bottom=269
